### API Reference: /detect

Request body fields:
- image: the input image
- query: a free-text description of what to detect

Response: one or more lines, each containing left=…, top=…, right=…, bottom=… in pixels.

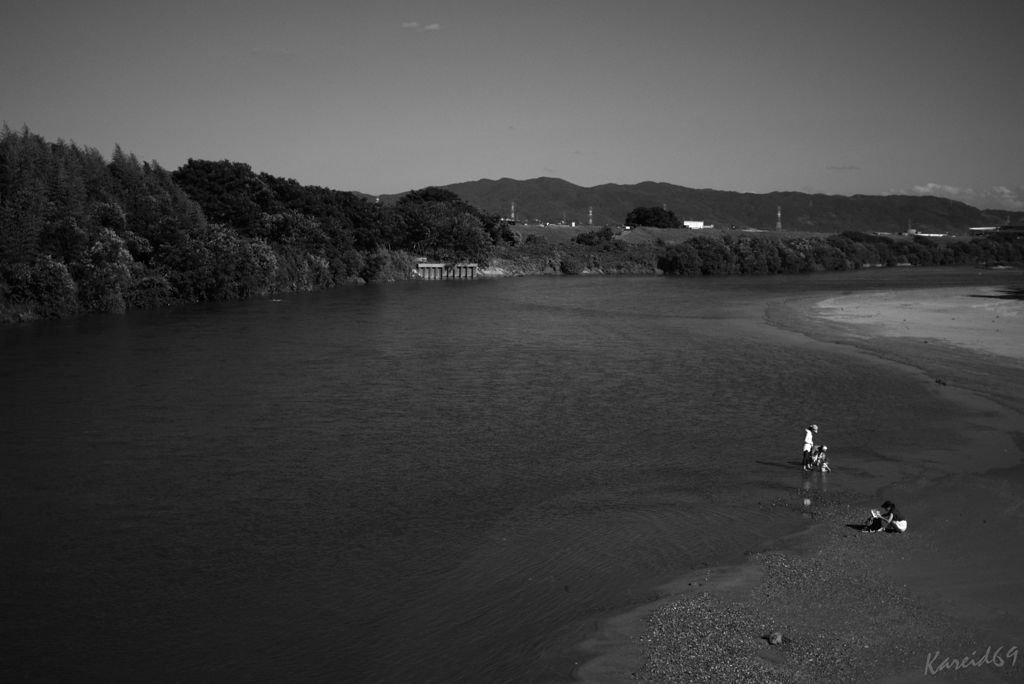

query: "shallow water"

left=1, top=268, right=1018, bottom=683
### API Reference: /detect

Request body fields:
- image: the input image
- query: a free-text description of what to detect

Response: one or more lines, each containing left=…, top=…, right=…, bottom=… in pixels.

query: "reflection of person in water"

left=864, top=501, right=907, bottom=533
left=802, top=424, right=818, bottom=470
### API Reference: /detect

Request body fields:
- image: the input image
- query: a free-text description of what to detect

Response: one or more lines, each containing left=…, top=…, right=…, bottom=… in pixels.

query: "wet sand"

left=781, top=284, right=1024, bottom=416
left=575, top=283, right=1024, bottom=684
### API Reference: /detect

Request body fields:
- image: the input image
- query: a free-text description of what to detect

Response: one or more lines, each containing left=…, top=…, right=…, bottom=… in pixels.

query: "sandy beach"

left=768, top=283, right=1024, bottom=418
left=575, top=281, right=1024, bottom=684
left=813, top=286, right=1024, bottom=363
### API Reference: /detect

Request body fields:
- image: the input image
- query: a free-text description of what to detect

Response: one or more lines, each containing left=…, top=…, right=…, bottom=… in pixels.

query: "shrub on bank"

left=359, top=249, right=417, bottom=283
left=0, top=255, right=79, bottom=321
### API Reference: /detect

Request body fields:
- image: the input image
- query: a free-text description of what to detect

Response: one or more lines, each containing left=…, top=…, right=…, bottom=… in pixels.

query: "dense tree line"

left=656, top=231, right=1024, bottom=275
left=0, top=127, right=512, bottom=321
left=170, top=160, right=508, bottom=269
left=2, top=126, right=1021, bottom=323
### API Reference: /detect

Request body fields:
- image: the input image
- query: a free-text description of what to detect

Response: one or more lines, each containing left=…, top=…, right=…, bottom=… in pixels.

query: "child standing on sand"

left=864, top=501, right=907, bottom=533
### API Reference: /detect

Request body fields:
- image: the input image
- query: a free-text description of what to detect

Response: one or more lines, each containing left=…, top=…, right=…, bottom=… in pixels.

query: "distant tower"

left=776, top=206, right=782, bottom=231
left=511, top=202, right=515, bottom=222
left=588, top=206, right=593, bottom=226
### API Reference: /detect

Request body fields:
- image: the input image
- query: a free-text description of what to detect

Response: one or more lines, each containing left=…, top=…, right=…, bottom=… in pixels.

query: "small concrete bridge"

left=415, top=262, right=478, bottom=280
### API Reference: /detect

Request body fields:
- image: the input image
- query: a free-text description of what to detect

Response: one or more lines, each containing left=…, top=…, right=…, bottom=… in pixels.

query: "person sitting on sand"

left=802, top=424, right=818, bottom=470
left=810, top=445, right=830, bottom=472
left=864, top=501, right=906, bottom=533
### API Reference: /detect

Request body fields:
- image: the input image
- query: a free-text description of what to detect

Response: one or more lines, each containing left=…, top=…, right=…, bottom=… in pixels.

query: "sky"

left=3, top=0, right=1022, bottom=210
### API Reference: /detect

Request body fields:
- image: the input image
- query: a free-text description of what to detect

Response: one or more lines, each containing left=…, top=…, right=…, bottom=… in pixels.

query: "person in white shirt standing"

left=802, top=424, right=818, bottom=470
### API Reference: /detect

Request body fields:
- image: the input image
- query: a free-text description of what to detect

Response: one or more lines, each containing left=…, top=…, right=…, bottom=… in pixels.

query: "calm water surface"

left=2, top=268, right=1016, bottom=683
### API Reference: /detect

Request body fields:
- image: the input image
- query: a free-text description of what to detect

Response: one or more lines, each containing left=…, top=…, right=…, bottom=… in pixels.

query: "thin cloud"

left=888, top=183, right=1024, bottom=211
left=401, top=21, right=440, bottom=31
left=826, top=164, right=860, bottom=171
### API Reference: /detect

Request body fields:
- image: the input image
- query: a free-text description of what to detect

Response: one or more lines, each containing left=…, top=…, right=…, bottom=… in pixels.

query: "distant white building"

left=683, top=220, right=713, bottom=229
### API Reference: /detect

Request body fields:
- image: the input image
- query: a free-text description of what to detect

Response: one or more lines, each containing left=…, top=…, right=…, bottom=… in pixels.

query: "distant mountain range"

left=364, top=178, right=1022, bottom=234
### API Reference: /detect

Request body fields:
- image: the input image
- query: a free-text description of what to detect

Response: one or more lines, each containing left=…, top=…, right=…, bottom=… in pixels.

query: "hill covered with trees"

left=386, top=177, right=1023, bottom=233
left=2, top=126, right=1022, bottom=323
left=0, top=126, right=512, bottom=321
